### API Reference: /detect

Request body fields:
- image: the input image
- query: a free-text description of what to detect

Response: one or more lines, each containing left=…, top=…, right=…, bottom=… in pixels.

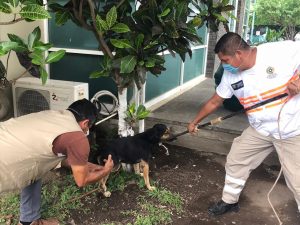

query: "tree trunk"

left=133, top=82, right=146, bottom=134
left=117, top=87, right=133, bottom=137
left=118, top=87, right=134, bottom=172
left=285, top=25, right=296, bottom=40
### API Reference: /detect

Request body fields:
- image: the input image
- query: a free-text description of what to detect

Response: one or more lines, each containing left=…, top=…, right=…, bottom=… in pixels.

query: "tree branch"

left=86, top=0, right=114, bottom=59
left=5, top=51, right=11, bottom=77
left=0, top=18, right=24, bottom=25
left=71, top=0, right=93, bottom=31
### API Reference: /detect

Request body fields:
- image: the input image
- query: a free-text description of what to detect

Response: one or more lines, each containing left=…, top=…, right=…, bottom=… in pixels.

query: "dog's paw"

left=103, top=191, right=111, bottom=197
left=147, top=186, right=156, bottom=191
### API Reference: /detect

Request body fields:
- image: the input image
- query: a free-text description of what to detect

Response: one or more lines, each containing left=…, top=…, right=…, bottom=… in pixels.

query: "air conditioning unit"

left=12, top=77, right=89, bottom=117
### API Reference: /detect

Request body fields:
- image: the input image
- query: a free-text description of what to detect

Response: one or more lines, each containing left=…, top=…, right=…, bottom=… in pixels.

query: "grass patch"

left=106, top=170, right=144, bottom=192
left=0, top=192, right=20, bottom=224
left=1, top=170, right=183, bottom=225
left=122, top=187, right=183, bottom=225
left=0, top=173, right=98, bottom=225
left=147, top=188, right=183, bottom=212
left=41, top=174, right=98, bottom=222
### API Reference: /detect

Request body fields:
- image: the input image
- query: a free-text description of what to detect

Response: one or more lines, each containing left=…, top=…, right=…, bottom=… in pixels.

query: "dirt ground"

left=70, top=144, right=299, bottom=225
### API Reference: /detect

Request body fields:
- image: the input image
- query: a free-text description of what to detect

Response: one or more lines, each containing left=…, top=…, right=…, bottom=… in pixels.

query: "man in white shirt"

left=188, top=32, right=300, bottom=216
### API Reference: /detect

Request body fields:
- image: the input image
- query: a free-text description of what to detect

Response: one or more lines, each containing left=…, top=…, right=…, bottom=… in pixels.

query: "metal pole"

left=250, top=0, right=256, bottom=43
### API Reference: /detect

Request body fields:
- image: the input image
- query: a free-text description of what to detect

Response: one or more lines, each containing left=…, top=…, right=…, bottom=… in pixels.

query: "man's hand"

left=188, top=122, right=198, bottom=134
left=71, top=154, right=114, bottom=187
left=287, top=79, right=300, bottom=96
left=103, top=155, right=114, bottom=173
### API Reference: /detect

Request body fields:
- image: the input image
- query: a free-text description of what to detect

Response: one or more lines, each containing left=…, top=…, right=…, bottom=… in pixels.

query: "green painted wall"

left=50, top=54, right=118, bottom=98
left=183, top=48, right=205, bottom=83
left=49, top=19, right=98, bottom=50
left=146, top=54, right=181, bottom=101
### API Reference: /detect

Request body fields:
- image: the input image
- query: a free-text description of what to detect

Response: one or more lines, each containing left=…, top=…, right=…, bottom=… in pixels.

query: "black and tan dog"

left=96, top=124, right=170, bottom=197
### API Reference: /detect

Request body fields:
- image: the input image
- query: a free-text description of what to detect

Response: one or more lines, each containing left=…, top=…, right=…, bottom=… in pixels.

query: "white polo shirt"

left=216, top=41, right=300, bottom=139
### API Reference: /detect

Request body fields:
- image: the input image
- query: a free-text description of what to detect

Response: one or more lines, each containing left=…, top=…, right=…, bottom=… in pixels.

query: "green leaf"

left=160, top=8, right=171, bottom=17
left=55, top=11, right=70, bottom=26
left=33, top=42, right=52, bottom=51
left=145, top=58, right=155, bottom=68
left=0, top=50, right=7, bottom=56
left=20, top=4, right=51, bottom=20
left=149, top=55, right=165, bottom=64
left=111, top=23, right=130, bottom=33
left=222, top=0, right=230, bottom=6
left=28, top=26, right=41, bottom=50
left=136, top=105, right=150, bottom=120
left=102, top=55, right=112, bottom=70
left=212, top=12, right=227, bottom=22
left=106, top=6, right=117, bottom=28
left=45, top=50, right=65, bottom=63
left=9, top=0, right=19, bottom=8
left=7, top=34, right=26, bottom=46
left=96, top=15, right=108, bottom=32
left=29, top=50, right=44, bottom=65
left=176, top=2, right=188, bottom=21
left=39, top=66, right=48, bottom=84
left=0, top=2, right=12, bottom=14
left=135, top=34, right=144, bottom=49
left=128, top=103, right=136, bottom=115
left=110, top=39, right=133, bottom=49
left=144, top=40, right=159, bottom=50
left=89, top=70, right=109, bottom=78
left=136, top=105, right=146, bottom=115
left=13, top=45, right=28, bottom=52
left=0, top=41, right=19, bottom=52
left=137, top=111, right=150, bottom=120
left=31, top=57, right=43, bottom=65
left=120, top=55, right=137, bottom=74
left=190, top=17, right=203, bottom=27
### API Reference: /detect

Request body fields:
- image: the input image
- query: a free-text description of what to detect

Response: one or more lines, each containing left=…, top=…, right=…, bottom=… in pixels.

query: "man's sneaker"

left=208, top=200, right=239, bottom=216
left=18, top=218, right=60, bottom=225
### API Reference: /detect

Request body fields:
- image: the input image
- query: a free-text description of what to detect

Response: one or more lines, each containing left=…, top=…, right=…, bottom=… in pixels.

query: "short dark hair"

left=67, top=98, right=98, bottom=126
left=214, top=32, right=250, bottom=55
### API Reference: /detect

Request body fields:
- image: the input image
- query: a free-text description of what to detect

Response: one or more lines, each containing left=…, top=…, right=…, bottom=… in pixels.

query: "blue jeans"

left=20, top=179, right=42, bottom=222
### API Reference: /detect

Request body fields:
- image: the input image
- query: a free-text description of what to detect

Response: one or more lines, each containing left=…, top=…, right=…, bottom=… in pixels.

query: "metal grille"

left=15, top=88, right=50, bottom=116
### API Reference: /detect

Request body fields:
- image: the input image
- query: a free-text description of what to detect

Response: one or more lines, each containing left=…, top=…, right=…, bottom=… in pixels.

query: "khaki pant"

left=222, top=126, right=300, bottom=211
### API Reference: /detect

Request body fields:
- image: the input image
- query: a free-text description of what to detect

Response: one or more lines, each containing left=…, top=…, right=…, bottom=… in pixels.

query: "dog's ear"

left=147, top=124, right=167, bottom=142
left=153, top=124, right=167, bottom=135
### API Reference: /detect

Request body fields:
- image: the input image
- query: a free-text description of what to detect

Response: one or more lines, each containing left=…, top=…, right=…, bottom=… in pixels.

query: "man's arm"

left=188, top=93, right=224, bottom=133
left=70, top=155, right=114, bottom=187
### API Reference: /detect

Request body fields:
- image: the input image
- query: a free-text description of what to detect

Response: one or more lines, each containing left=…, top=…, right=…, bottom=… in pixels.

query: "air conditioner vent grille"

left=15, top=87, right=50, bottom=117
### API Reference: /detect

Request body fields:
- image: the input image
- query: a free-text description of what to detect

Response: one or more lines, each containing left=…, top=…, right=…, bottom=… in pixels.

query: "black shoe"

left=208, top=200, right=239, bottom=216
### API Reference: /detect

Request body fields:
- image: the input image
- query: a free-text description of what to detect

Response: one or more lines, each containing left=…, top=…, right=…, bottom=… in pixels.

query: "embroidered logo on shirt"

left=266, top=66, right=277, bottom=79
left=231, top=80, right=244, bottom=90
